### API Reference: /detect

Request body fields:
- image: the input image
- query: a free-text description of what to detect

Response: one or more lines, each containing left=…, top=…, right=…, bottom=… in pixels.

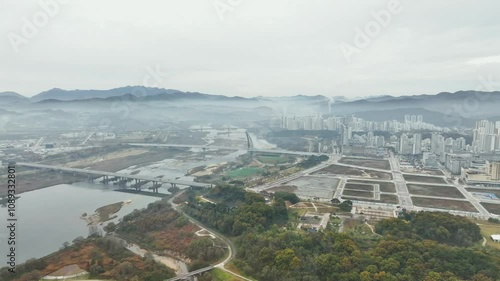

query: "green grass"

left=256, top=155, right=293, bottom=165
left=226, top=167, right=262, bottom=178
left=478, top=223, right=500, bottom=250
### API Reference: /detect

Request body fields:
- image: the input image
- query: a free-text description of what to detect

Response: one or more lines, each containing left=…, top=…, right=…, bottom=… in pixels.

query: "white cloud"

left=0, top=0, right=499, bottom=97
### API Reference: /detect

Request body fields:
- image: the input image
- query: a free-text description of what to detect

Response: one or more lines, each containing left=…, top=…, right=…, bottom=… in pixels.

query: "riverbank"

left=81, top=201, right=129, bottom=226
left=0, top=148, right=188, bottom=196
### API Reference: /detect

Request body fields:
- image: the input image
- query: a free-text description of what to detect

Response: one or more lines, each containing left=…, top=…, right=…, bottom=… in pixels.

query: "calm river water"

left=0, top=183, right=160, bottom=264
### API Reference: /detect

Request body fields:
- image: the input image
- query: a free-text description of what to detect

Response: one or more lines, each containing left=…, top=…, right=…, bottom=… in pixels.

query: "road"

left=166, top=192, right=254, bottom=281
left=388, top=152, right=413, bottom=209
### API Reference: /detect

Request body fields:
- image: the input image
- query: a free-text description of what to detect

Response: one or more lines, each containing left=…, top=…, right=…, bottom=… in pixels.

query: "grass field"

left=481, top=203, right=500, bottom=215
left=256, top=155, right=294, bottom=165
left=338, top=157, right=391, bottom=170
left=411, top=197, right=478, bottom=212
left=226, top=167, right=262, bottom=178
left=342, top=190, right=374, bottom=198
left=211, top=268, right=247, bottom=281
left=406, top=184, right=465, bottom=199
left=478, top=223, right=500, bottom=250
left=403, top=174, right=447, bottom=184
left=344, top=183, right=374, bottom=191
left=317, top=164, right=392, bottom=180
left=347, top=180, right=396, bottom=193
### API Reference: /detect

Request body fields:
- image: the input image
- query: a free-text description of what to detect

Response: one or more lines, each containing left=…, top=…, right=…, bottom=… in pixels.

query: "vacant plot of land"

left=411, top=197, right=478, bottom=212
left=379, top=194, right=399, bottom=204
left=285, top=176, right=340, bottom=199
left=268, top=185, right=298, bottom=193
left=227, top=167, right=262, bottom=178
left=342, top=190, right=374, bottom=198
left=478, top=223, right=500, bottom=250
left=403, top=174, right=447, bottom=184
left=339, top=157, right=391, bottom=170
left=407, top=184, right=465, bottom=199
left=347, top=180, right=396, bottom=193
left=256, top=155, right=294, bottom=165
left=342, top=194, right=399, bottom=204
left=466, top=188, right=500, bottom=199
left=317, top=164, right=392, bottom=180
left=344, top=183, right=374, bottom=191
left=481, top=203, right=500, bottom=215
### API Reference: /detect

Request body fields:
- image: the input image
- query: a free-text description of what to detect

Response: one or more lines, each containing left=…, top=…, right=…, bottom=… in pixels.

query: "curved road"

left=167, top=192, right=254, bottom=281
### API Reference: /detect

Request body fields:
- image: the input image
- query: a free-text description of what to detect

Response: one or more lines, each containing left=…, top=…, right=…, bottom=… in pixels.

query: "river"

left=0, top=130, right=273, bottom=265
left=0, top=183, right=160, bottom=264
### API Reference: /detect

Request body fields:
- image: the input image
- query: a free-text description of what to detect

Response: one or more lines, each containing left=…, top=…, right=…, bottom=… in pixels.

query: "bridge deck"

left=16, top=162, right=212, bottom=188
left=165, top=266, right=214, bottom=281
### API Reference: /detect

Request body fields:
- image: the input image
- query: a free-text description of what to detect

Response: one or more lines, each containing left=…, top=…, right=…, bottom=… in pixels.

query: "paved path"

left=167, top=192, right=254, bottom=281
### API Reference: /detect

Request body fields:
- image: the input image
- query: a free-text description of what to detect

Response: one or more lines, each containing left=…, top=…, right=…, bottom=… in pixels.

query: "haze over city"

left=2, top=1, right=500, bottom=281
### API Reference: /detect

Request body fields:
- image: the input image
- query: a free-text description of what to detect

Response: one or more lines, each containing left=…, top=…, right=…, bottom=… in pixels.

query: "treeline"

left=115, top=197, right=226, bottom=268
left=234, top=227, right=500, bottom=281
left=183, top=186, right=500, bottom=281
left=0, top=237, right=175, bottom=281
left=183, top=185, right=289, bottom=236
left=299, top=155, right=329, bottom=169
left=376, top=211, right=482, bottom=247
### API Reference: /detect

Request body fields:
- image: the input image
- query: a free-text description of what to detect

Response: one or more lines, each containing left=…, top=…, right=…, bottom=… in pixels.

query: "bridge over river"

left=16, top=162, right=213, bottom=191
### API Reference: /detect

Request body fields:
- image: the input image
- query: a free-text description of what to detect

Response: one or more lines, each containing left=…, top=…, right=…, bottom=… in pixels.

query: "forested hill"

left=183, top=185, right=500, bottom=281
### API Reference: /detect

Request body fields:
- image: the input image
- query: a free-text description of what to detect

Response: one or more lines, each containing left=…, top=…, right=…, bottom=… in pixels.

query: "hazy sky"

left=1, top=0, right=500, bottom=98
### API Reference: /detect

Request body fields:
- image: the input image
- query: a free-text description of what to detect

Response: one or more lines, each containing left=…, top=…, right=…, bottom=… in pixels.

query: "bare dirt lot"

left=268, top=185, right=299, bottom=193
left=284, top=176, right=340, bottom=199
left=338, top=157, right=391, bottom=170
left=0, top=169, right=89, bottom=195
left=342, top=190, right=374, bottom=198
left=466, top=188, right=500, bottom=199
left=481, top=203, right=500, bottom=215
left=403, top=174, right=447, bottom=184
left=401, top=168, right=444, bottom=176
left=341, top=194, right=399, bottom=204
left=344, top=183, right=374, bottom=191
left=347, top=180, right=396, bottom=193
left=407, top=184, right=465, bottom=199
left=411, top=197, right=478, bottom=212
left=316, top=164, right=392, bottom=180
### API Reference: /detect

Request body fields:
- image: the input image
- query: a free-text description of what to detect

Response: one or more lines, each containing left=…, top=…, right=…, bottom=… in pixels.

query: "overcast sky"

left=1, top=0, right=500, bottom=98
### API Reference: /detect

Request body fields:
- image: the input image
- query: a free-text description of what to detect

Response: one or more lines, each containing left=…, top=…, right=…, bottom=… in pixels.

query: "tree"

left=339, top=200, right=353, bottom=212
left=104, top=222, right=117, bottom=233
left=72, top=236, right=85, bottom=245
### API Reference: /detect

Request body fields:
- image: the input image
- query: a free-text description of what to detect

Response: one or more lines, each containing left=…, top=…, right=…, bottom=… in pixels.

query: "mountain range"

left=1, top=87, right=500, bottom=129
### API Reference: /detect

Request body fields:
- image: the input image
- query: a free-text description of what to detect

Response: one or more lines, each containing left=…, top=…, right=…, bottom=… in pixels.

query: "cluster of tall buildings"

left=399, top=133, right=422, bottom=155
left=472, top=120, right=500, bottom=153
left=281, top=114, right=441, bottom=133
